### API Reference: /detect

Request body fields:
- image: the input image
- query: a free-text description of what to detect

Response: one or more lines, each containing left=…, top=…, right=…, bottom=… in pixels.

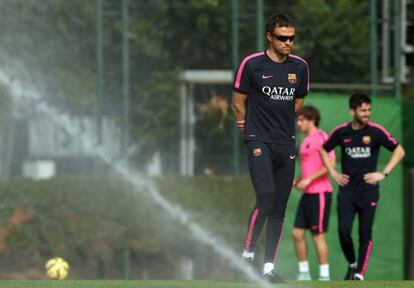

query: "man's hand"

left=236, top=120, right=245, bottom=133
left=332, top=171, right=350, bottom=186
left=232, top=92, right=247, bottom=133
left=296, top=178, right=312, bottom=191
left=363, top=172, right=385, bottom=185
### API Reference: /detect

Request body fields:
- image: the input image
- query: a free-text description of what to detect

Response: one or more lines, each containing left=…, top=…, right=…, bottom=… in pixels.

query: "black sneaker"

left=263, top=270, right=287, bottom=284
left=344, top=266, right=357, bottom=280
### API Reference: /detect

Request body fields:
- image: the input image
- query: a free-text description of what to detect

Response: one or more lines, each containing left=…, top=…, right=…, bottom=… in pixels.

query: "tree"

left=0, top=0, right=374, bottom=173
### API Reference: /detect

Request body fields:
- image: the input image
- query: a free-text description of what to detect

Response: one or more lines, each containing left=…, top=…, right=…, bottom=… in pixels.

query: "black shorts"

left=294, top=192, right=332, bottom=234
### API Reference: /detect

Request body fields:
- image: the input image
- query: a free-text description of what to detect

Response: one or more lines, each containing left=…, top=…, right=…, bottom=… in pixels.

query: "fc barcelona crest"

left=362, top=135, right=371, bottom=145
left=253, top=148, right=262, bottom=157
left=288, top=73, right=297, bottom=84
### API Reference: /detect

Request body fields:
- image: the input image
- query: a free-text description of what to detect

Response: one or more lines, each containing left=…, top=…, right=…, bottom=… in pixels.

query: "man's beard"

left=355, top=116, right=369, bottom=125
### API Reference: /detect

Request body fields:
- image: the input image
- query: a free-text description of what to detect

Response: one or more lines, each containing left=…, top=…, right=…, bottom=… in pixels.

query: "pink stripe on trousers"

left=360, top=240, right=373, bottom=276
left=244, top=208, right=259, bottom=251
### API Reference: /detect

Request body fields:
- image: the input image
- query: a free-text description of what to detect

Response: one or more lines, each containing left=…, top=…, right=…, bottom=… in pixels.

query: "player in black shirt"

left=231, top=14, right=309, bottom=283
left=320, top=93, right=405, bottom=280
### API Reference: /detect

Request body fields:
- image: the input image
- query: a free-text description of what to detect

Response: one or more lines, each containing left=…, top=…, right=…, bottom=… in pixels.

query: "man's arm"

left=292, top=174, right=301, bottom=188
left=364, top=144, right=405, bottom=184
left=295, top=98, right=305, bottom=112
left=320, top=148, right=350, bottom=186
left=231, top=92, right=248, bottom=133
left=296, top=160, right=334, bottom=191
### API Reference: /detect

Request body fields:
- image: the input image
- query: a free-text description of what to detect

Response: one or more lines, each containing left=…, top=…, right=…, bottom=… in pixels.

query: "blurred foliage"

left=0, top=1, right=96, bottom=111
left=0, top=0, right=389, bottom=168
left=0, top=172, right=404, bottom=279
left=0, top=176, right=253, bottom=262
left=292, top=0, right=370, bottom=83
left=0, top=177, right=164, bottom=258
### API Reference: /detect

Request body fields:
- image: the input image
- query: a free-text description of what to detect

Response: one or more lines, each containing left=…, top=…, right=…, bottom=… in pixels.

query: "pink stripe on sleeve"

left=289, top=54, right=310, bottom=92
left=329, top=123, right=350, bottom=137
left=368, top=122, right=398, bottom=145
left=234, top=52, right=264, bottom=89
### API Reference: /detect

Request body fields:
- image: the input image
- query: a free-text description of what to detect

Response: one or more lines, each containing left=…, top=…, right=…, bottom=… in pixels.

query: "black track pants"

left=243, top=141, right=296, bottom=263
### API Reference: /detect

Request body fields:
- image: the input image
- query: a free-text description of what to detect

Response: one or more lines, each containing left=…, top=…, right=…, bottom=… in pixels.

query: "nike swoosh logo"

left=344, top=138, right=352, bottom=143
left=290, top=155, right=296, bottom=160
left=262, top=75, right=273, bottom=79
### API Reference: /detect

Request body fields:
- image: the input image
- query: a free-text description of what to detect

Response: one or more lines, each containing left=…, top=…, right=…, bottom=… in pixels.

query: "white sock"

left=263, top=262, right=274, bottom=275
left=241, top=250, right=254, bottom=260
left=319, top=264, right=330, bottom=278
left=298, top=261, right=309, bottom=273
left=354, top=273, right=364, bottom=280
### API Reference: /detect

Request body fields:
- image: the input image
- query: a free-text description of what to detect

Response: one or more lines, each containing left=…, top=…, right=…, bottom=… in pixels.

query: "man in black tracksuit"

left=320, top=92, right=405, bottom=280
left=232, top=14, right=309, bottom=283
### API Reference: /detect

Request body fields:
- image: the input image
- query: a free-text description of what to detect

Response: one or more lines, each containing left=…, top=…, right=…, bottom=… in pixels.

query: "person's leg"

left=311, top=191, right=332, bottom=280
left=243, top=206, right=266, bottom=258
left=311, top=233, right=329, bottom=263
left=311, top=192, right=332, bottom=264
left=311, top=233, right=329, bottom=280
left=354, top=189, right=379, bottom=280
left=337, top=187, right=358, bottom=279
left=292, top=194, right=308, bottom=260
left=263, top=144, right=296, bottom=274
left=243, top=141, right=275, bottom=261
left=302, top=191, right=330, bottom=280
left=292, top=228, right=311, bottom=280
left=292, top=228, right=308, bottom=260
left=292, top=194, right=312, bottom=280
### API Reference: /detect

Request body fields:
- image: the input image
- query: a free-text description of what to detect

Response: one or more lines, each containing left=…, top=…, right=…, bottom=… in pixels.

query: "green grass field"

left=0, top=281, right=412, bottom=288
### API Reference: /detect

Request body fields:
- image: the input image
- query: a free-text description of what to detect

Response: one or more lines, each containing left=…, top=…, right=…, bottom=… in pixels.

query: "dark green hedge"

left=0, top=176, right=254, bottom=264
left=0, top=174, right=404, bottom=280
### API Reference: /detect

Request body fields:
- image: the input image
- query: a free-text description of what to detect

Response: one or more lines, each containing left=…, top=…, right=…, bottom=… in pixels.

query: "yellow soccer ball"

left=45, top=257, right=69, bottom=280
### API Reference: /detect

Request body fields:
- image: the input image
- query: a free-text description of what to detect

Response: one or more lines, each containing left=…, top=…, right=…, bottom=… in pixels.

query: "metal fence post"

left=256, top=0, right=264, bottom=51
left=405, top=168, right=414, bottom=279
left=121, top=0, right=130, bottom=158
left=370, top=0, right=378, bottom=96
left=393, top=0, right=402, bottom=99
left=231, top=0, right=240, bottom=175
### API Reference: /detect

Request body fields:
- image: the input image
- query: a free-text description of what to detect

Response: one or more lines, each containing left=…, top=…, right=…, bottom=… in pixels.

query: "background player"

left=231, top=14, right=309, bottom=283
left=292, top=106, right=335, bottom=281
left=320, top=92, right=405, bottom=280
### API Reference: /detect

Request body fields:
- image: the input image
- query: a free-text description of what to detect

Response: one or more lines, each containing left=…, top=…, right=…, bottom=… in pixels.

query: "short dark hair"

left=296, top=105, right=321, bottom=127
left=265, top=14, right=295, bottom=35
left=349, top=92, right=372, bottom=109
